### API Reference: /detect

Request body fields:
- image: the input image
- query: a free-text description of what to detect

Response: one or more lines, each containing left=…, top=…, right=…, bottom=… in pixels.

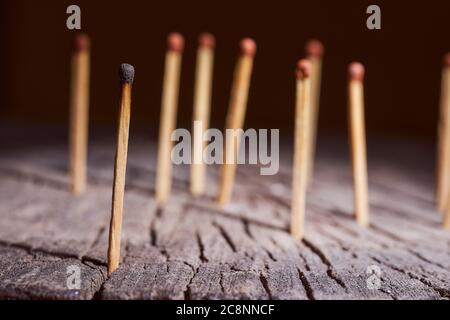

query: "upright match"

left=348, top=62, right=369, bottom=227
left=107, top=63, right=135, bottom=276
left=217, top=38, right=256, bottom=208
left=436, top=53, right=450, bottom=213
left=305, top=39, right=324, bottom=186
left=291, top=59, right=312, bottom=241
left=69, top=33, right=91, bottom=196
left=156, top=32, right=184, bottom=207
left=445, top=203, right=450, bottom=230
left=191, top=33, right=215, bottom=197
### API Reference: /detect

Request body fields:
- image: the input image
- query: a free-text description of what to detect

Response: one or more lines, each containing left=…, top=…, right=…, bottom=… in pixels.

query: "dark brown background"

left=1, top=0, right=449, bottom=140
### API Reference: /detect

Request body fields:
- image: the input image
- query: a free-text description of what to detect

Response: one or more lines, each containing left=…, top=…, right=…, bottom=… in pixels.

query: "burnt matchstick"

left=348, top=62, right=369, bottom=227
left=191, top=33, right=215, bottom=197
left=69, top=33, right=91, bottom=195
left=217, top=38, right=256, bottom=208
left=291, top=59, right=312, bottom=240
left=107, top=63, right=135, bottom=276
left=436, top=53, right=450, bottom=213
left=305, top=39, right=324, bottom=187
left=156, top=32, right=184, bottom=207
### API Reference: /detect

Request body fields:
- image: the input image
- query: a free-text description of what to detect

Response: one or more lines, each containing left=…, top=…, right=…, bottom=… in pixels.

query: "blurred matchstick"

left=217, top=38, right=256, bottom=208
left=191, top=33, right=215, bottom=197
left=305, top=39, right=324, bottom=187
left=444, top=201, right=450, bottom=230
left=107, top=64, right=135, bottom=276
left=436, top=53, right=450, bottom=213
left=291, top=59, right=312, bottom=240
left=348, top=62, right=369, bottom=227
left=156, top=33, right=184, bottom=207
left=69, top=33, right=91, bottom=195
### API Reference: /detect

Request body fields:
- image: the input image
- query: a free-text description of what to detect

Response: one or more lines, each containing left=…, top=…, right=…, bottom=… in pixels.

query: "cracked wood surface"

left=0, top=127, right=449, bottom=300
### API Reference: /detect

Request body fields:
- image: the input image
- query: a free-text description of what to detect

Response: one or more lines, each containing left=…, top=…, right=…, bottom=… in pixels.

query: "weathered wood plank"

left=0, top=127, right=449, bottom=300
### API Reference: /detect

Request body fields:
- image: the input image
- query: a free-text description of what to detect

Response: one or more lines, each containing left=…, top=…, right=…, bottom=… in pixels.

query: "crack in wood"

left=186, top=202, right=287, bottom=233
left=407, top=249, right=447, bottom=271
left=297, top=268, right=315, bottom=300
left=241, top=217, right=255, bottom=240
left=302, top=239, right=347, bottom=290
left=259, top=272, right=273, bottom=300
left=0, top=167, right=68, bottom=190
left=264, top=249, right=277, bottom=262
left=196, top=232, right=209, bottom=263
left=212, top=221, right=237, bottom=253
left=371, top=255, right=450, bottom=299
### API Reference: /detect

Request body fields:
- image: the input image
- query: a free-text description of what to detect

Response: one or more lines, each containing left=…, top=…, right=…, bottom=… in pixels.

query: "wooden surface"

left=0, top=126, right=449, bottom=300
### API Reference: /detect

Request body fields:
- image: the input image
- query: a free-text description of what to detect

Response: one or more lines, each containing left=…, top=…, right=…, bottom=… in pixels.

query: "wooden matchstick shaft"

left=69, top=34, right=90, bottom=195
left=108, top=64, right=134, bottom=276
left=436, top=55, right=450, bottom=213
left=291, top=60, right=312, bottom=240
left=156, top=33, right=183, bottom=207
left=348, top=63, right=369, bottom=227
left=444, top=204, right=450, bottom=230
left=191, top=33, right=215, bottom=197
left=217, top=39, right=256, bottom=208
left=306, top=40, right=324, bottom=186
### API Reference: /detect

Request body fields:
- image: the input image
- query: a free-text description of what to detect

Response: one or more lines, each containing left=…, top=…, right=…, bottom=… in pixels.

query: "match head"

left=349, top=62, right=365, bottom=81
left=443, top=53, right=450, bottom=67
left=199, top=32, right=215, bottom=49
left=167, top=32, right=185, bottom=52
left=120, top=63, right=135, bottom=84
left=305, top=39, right=324, bottom=57
left=240, top=38, right=257, bottom=57
left=296, top=59, right=312, bottom=80
left=74, top=33, right=90, bottom=52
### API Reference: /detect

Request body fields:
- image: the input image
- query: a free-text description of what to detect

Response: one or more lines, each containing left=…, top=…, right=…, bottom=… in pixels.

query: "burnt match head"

left=199, top=32, right=215, bottom=49
left=443, top=53, right=450, bottom=67
left=167, top=32, right=185, bottom=52
left=120, top=63, right=135, bottom=84
left=240, top=38, right=257, bottom=57
left=349, top=62, right=365, bottom=81
left=305, top=39, right=324, bottom=57
left=296, top=59, right=312, bottom=80
left=74, top=33, right=90, bottom=52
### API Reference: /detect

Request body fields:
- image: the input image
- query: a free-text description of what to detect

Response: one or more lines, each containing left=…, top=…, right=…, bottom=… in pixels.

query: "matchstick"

left=156, top=32, right=184, bottom=207
left=444, top=200, right=450, bottom=230
left=69, top=33, right=91, bottom=195
left=348, top=62, right=369, bottom=227
left=191, top=33, right=215, bottom=197
left=305, top=39, right=324, bottom=187
left=107, top=63, right=135, bottom=276
left=291, top=59, right=312, bottom=240
left=217, top=38, right=256, bottom=208
left=436, top=53, right=450, bottom=213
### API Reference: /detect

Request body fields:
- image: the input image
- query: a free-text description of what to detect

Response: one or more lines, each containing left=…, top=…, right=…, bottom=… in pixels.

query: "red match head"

left=305, top=39, right=324, bottom=57
left=443, top=53, right=450, bottom=67
left=74, top=33, right=90, bottom=52
left=349, top=62, right=365, bottom=81
left=167, top=32, right=184, bottom=52
left=199, top=32, right=215, bottom=49
left=240, top=38, right=257, bottom=57
left=296, top=59, right=312, bottom=80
